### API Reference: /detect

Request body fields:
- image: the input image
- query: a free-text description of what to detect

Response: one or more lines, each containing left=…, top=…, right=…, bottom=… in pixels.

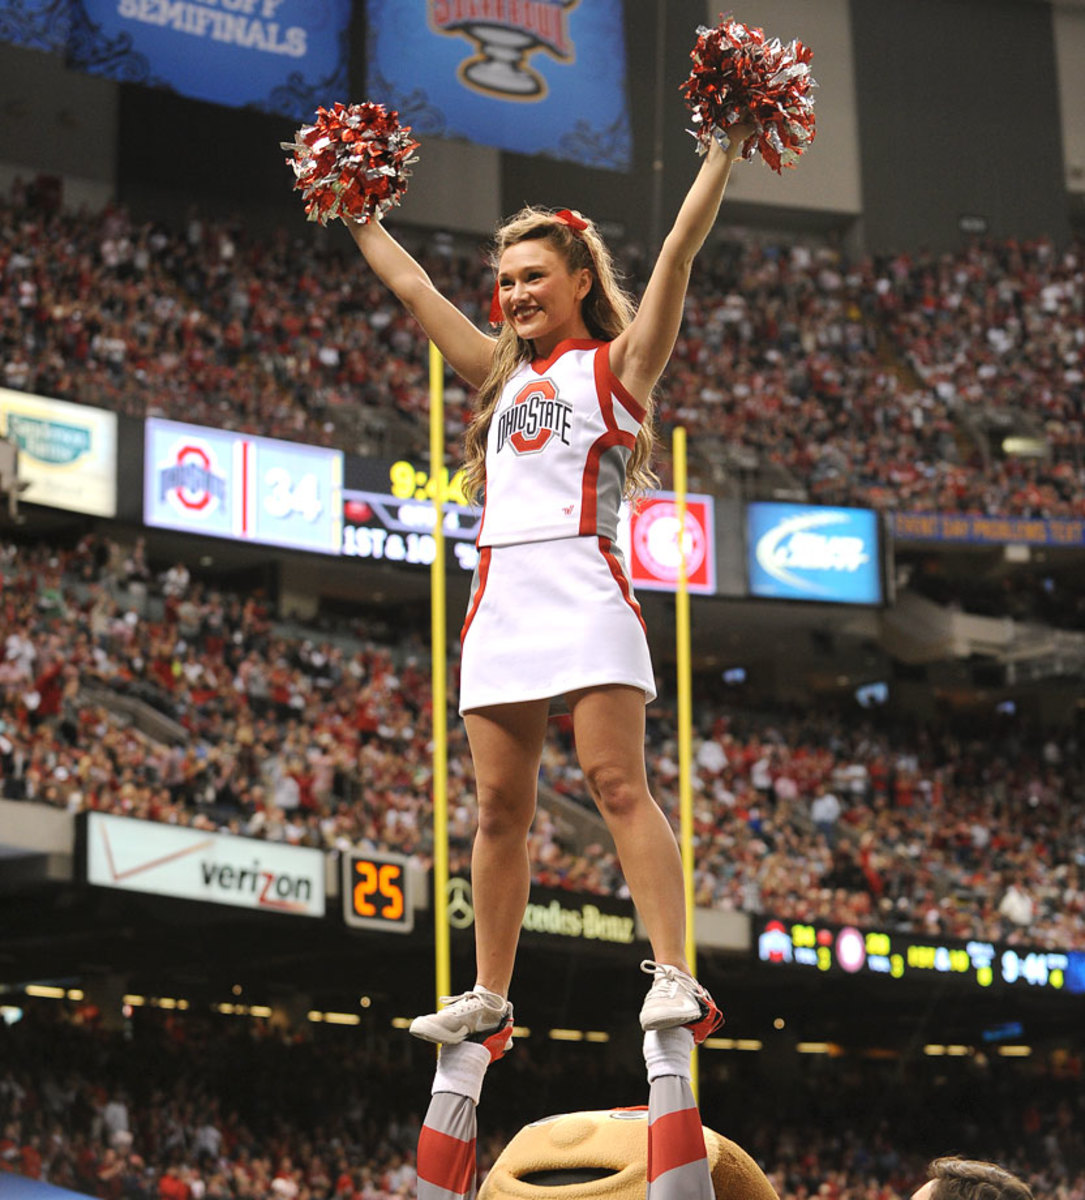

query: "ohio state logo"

left=495, top=378, right=573, bottom=455
left=157, top=441, right=228, bottom=516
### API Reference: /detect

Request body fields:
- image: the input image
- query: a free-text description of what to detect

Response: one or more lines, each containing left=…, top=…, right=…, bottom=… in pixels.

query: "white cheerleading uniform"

left=459, top=338, right=656, bottom=714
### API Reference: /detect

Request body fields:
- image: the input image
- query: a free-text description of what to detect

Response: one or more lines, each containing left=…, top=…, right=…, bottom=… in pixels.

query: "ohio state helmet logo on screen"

left=157, top=440, right=228, bottom=516
left=494, top=378, right=573, bottom=456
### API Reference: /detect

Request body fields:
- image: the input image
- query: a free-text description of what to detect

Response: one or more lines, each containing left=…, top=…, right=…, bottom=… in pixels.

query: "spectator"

left=810, top=784, right=842, bottom=846
left=998, top=877, right=1035, bottom=934
left=912, top=1158, right=1033, bottom=1200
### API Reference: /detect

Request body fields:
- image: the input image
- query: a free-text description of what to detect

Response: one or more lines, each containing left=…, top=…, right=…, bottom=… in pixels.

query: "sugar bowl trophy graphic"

left=429, top=0, right=579, bottom=99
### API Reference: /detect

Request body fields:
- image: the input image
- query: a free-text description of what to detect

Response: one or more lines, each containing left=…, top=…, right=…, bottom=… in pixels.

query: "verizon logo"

left=198, top=861, right=314, bottom=912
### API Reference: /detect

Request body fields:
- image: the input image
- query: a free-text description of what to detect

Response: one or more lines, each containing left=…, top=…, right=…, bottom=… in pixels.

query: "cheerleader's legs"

left=567, top=683, right=689, bottom=973
left=463, top=698, right=551, bottom=997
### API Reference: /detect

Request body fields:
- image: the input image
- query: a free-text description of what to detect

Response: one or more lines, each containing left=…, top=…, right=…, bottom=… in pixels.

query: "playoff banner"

left=365, top=0, right=632, bottom=170
left=50, top=0, right=351, bottom=118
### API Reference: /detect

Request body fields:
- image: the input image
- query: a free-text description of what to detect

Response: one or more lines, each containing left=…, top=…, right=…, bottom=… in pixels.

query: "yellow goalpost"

left=428, top=350, right=699, bottom=1092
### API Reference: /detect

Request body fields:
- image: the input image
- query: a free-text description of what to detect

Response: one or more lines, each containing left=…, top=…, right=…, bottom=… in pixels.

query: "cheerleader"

left=346, top=126, right=751, bottom=1044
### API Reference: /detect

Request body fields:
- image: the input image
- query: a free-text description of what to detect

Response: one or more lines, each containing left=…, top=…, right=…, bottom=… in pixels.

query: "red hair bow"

left=554, top=208, right=588, bottom=232
left=489, top=281, right=504, bottom=327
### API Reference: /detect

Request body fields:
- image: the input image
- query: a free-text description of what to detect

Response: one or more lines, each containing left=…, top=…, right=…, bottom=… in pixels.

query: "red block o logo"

left=174, top=445, right=213, bottom=511
left=510, top=379, right=557, bottom=454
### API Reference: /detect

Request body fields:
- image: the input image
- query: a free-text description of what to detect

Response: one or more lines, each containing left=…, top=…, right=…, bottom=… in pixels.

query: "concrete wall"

left=703, top=0, right=862, bottom=218
left=0, top=42, right=117, bottom=210
left=850, top=0, right=1069, bottom=252
left=1054, top=3, right=1085, bottom=196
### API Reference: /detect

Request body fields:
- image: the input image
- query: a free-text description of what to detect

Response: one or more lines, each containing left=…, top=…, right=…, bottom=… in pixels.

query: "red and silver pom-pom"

left=282, top=101, right=419, bottom=225
left=681, top=16, right=817, bottom=172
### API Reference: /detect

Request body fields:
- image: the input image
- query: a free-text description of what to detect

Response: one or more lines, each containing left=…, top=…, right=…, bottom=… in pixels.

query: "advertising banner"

left=365, top=0, right=632, bottom=170
left=70, top=0, right=351, bottom=119
left=144, top=418, right=342, bottom=554
left=0, top=1177, right=92, bottom=1200
left=445, top=877, right=636, bottom=946
left=891, top=512, right=1085, bottom=548
left=84, top=812, right=325, bottom=918
left=0, top=389, right=117, bottom=517
left=746, top=502, right=883, bottom=605
left=618, top=492, right=716, bottom=595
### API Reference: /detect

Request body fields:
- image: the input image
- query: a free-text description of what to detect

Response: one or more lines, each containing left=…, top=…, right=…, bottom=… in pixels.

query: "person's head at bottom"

left=913, top=1158, right=1034, bottom=1200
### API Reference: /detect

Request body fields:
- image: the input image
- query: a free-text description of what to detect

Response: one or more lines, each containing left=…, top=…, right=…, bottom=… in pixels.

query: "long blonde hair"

left=461, top=206, right=658, bottom=504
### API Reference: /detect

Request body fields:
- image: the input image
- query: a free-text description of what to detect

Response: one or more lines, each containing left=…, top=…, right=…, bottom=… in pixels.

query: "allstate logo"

left=754, top=509, right=869, bottom=596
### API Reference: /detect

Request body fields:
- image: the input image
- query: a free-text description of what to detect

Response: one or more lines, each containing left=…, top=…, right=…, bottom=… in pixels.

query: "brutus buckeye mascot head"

left=478, top=1107, right=778, bottom=1200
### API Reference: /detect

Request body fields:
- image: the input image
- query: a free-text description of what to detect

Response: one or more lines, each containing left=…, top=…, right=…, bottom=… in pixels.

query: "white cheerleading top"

left=477, top=339, right=646, bottom=547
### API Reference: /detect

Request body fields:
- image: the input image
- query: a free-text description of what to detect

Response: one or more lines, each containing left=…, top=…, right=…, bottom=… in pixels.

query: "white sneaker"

left=638, top=960, right=721, bottom=1036
left=409, top=986, right=512, bottom=1045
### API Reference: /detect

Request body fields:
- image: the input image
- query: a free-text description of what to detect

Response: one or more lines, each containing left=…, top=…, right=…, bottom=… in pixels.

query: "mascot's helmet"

left=479, top=1107, right=778, bottom=1200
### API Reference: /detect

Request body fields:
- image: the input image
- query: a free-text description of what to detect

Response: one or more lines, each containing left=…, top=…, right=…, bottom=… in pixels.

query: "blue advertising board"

left=0, top=1176, right=91, bottom=1200
left=144, top=419, right=342, bottom=554
left=67, top=0, right=351, bottom=118
left=365, top=0, right=632, bottom=170
left=746, top=502, right=883, bottom=606
left=891, top=512, right=1085, bottom=548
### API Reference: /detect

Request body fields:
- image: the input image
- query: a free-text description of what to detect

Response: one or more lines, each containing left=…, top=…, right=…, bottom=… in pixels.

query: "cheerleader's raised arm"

left=609, top=129, right=752, bottom=405
left=347, top=218, right=495, bottom=390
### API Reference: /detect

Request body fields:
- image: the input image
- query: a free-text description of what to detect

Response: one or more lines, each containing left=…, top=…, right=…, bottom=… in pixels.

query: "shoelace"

left=640, top=959, right=686, bottom=995
left=439, top=990, right=504, bottom=1011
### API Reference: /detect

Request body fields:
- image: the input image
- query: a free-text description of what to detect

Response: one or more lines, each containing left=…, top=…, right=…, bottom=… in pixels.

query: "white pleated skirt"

left=458, top=535, right=656, bottom=714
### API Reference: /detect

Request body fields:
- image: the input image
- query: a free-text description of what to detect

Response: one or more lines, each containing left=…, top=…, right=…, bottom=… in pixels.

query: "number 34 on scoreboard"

left=342, top=851, right=414, bottom=933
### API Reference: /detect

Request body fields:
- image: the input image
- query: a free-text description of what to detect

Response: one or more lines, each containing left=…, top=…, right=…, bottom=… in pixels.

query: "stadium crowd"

left=2, top=536, right=1083, bottom=952
left=0, top=1003, right=1083, bottom=1200
left=1, top=193, right=1082, bottom=516
left=2, top=59, right=1083, bottom=1200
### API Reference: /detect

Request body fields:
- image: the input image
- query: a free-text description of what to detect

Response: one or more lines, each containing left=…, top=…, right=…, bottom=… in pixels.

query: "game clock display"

left=340, top=458, right=482, bottom=572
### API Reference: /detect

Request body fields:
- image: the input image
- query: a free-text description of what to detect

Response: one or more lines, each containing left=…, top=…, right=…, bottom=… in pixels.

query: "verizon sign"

left=84, top=813, right=325, bottom=918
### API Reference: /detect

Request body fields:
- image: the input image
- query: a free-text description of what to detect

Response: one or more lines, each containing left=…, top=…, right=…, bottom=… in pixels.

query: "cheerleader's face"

left=497, top=239, right=592, bottom=355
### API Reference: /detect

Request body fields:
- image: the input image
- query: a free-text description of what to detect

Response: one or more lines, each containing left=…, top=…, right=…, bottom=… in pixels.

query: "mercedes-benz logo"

left=447, top=878, right=474, bottom=930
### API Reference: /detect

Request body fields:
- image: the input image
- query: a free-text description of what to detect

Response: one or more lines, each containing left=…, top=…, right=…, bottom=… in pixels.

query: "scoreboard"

left=755, top=917, right=1085, bottom=994
left=144, top=419, right=343, bottom=554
